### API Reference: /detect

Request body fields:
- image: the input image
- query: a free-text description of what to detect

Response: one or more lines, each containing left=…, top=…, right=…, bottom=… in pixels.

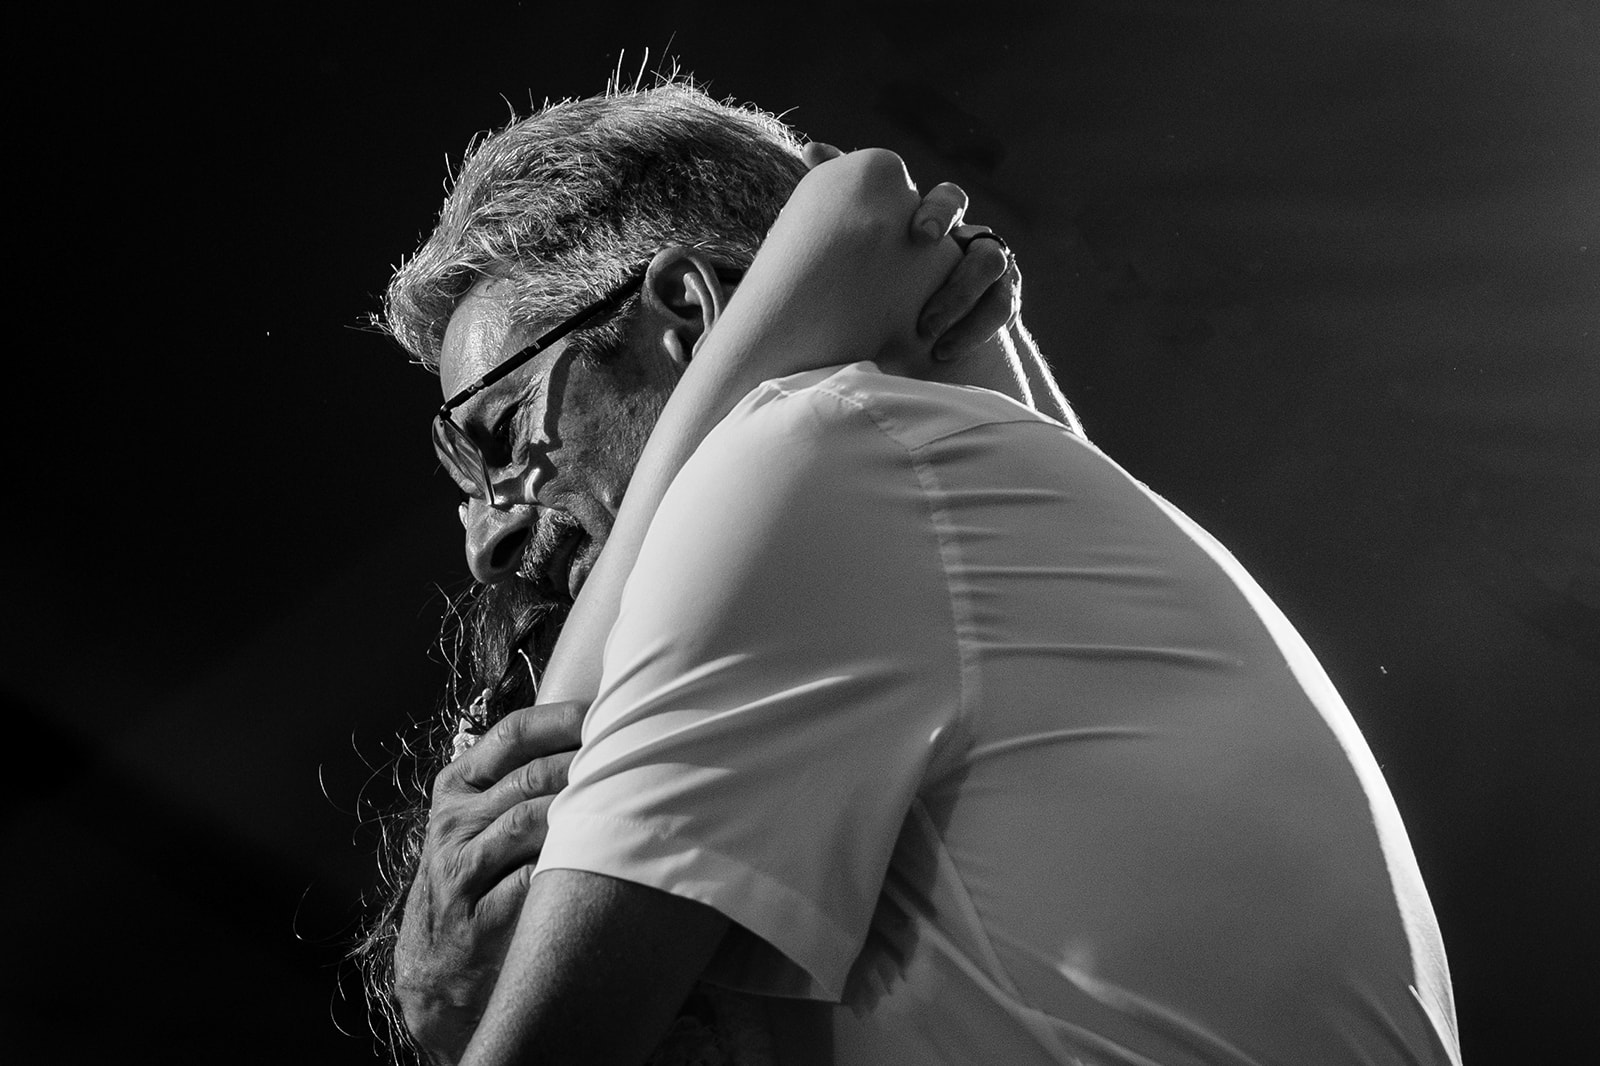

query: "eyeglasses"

left=432, top=263, right=745, bottom=507
left=433, top=268, right=648, bottom=506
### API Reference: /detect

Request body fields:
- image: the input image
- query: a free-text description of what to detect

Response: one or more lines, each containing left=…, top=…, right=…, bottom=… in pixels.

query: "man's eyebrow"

left=449, top=380, right=514, bottom=433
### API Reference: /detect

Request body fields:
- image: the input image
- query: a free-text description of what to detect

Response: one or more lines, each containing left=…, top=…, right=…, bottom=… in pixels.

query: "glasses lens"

left=433, top=415, right=492, bottom=501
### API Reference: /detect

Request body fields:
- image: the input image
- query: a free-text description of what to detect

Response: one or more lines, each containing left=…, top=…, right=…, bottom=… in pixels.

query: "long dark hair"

left=351, top=574, right=566, bottom=1062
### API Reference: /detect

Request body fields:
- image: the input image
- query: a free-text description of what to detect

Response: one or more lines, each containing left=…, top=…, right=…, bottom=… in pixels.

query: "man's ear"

left=640, top=247, right=732, bottom=369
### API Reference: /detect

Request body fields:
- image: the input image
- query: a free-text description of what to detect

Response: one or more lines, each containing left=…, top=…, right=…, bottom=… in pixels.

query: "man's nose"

left=462, top=498, right=538, bottom=584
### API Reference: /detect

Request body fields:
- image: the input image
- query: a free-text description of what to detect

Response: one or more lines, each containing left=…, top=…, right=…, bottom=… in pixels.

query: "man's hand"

left=802, top=140, right=1021, bottom=362
left=394, top=701, right=586, bottom=1066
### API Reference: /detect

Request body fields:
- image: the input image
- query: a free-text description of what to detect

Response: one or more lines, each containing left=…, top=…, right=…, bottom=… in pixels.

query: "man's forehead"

left=438, top=277, right=535, bottom=397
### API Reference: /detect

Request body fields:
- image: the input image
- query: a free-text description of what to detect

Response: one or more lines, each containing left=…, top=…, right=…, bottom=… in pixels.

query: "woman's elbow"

left=792, top=148, right=920, bottom=237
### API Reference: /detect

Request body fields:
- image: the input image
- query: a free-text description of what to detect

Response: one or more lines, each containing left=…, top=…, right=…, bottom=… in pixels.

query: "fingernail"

left=920, top=218, right=944, bottom=239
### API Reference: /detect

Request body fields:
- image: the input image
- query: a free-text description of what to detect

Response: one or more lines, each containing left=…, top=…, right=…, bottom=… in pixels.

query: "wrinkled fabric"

left=537, top=363, right=1461, bottom=1065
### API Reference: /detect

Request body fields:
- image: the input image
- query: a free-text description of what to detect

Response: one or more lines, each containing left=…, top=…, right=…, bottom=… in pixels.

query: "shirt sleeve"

left=534, top=368, right=963, bottom=1002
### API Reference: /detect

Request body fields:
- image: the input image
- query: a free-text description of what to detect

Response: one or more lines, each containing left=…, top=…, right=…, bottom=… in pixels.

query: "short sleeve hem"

left=536, top=808, right=856, bottom=1001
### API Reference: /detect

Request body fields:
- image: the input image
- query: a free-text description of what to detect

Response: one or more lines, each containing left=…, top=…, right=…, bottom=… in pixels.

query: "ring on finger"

left=966, top=231, right=1010, bottom=254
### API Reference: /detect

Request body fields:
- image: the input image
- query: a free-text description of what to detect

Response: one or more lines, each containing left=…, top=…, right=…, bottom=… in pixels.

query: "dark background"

left=4, top=1, right=1595, bottom=1061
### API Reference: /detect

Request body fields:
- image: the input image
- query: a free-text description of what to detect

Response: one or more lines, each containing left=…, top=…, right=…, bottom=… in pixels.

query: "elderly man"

left=377, top=83, right=1462, bottom=1066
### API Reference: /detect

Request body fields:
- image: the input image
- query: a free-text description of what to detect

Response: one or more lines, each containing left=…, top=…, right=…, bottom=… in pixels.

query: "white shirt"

left=537, top=363, right=1462, bottom=1065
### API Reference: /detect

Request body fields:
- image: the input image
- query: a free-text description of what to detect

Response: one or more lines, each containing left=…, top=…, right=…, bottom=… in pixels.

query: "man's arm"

left=460, top=870, right=728, bottom=1066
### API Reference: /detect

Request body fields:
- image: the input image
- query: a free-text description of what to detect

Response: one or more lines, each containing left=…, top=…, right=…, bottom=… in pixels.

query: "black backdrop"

left=4, top=1, right=1595, bottom=1061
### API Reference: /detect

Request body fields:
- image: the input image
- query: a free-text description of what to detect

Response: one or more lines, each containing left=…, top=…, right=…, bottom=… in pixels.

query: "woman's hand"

left=925, top=224, right=1020, bottom=359
left=393, top=702, right=586, bottom=1065
left=803, top=140, right=1021, bottom=364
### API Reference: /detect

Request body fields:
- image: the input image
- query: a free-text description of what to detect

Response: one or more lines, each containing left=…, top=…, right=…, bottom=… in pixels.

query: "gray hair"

left=384, top=81, right=809, bottom=368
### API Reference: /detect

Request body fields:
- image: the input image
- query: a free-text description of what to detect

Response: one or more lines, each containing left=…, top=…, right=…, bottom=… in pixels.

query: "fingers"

left=802, top=141, right=844, bottom=169
left=460, top=798, right=558, bottom=895
left=474, top=862, right=539, bottom=931
left=933, top=262, right=1020, bottom=360
left=477, top=748, right=576, bottom=816
left=426, top=740, right=572, bottom=881
left=438, top=701, right=586, bottom=795
left=918, top=226, right=1018, bottom=350
left=912, top=181, right=969, bottom=241
left=421, top=736, right=575, bottom=901
left=411, top=702, right=585, bottom=928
